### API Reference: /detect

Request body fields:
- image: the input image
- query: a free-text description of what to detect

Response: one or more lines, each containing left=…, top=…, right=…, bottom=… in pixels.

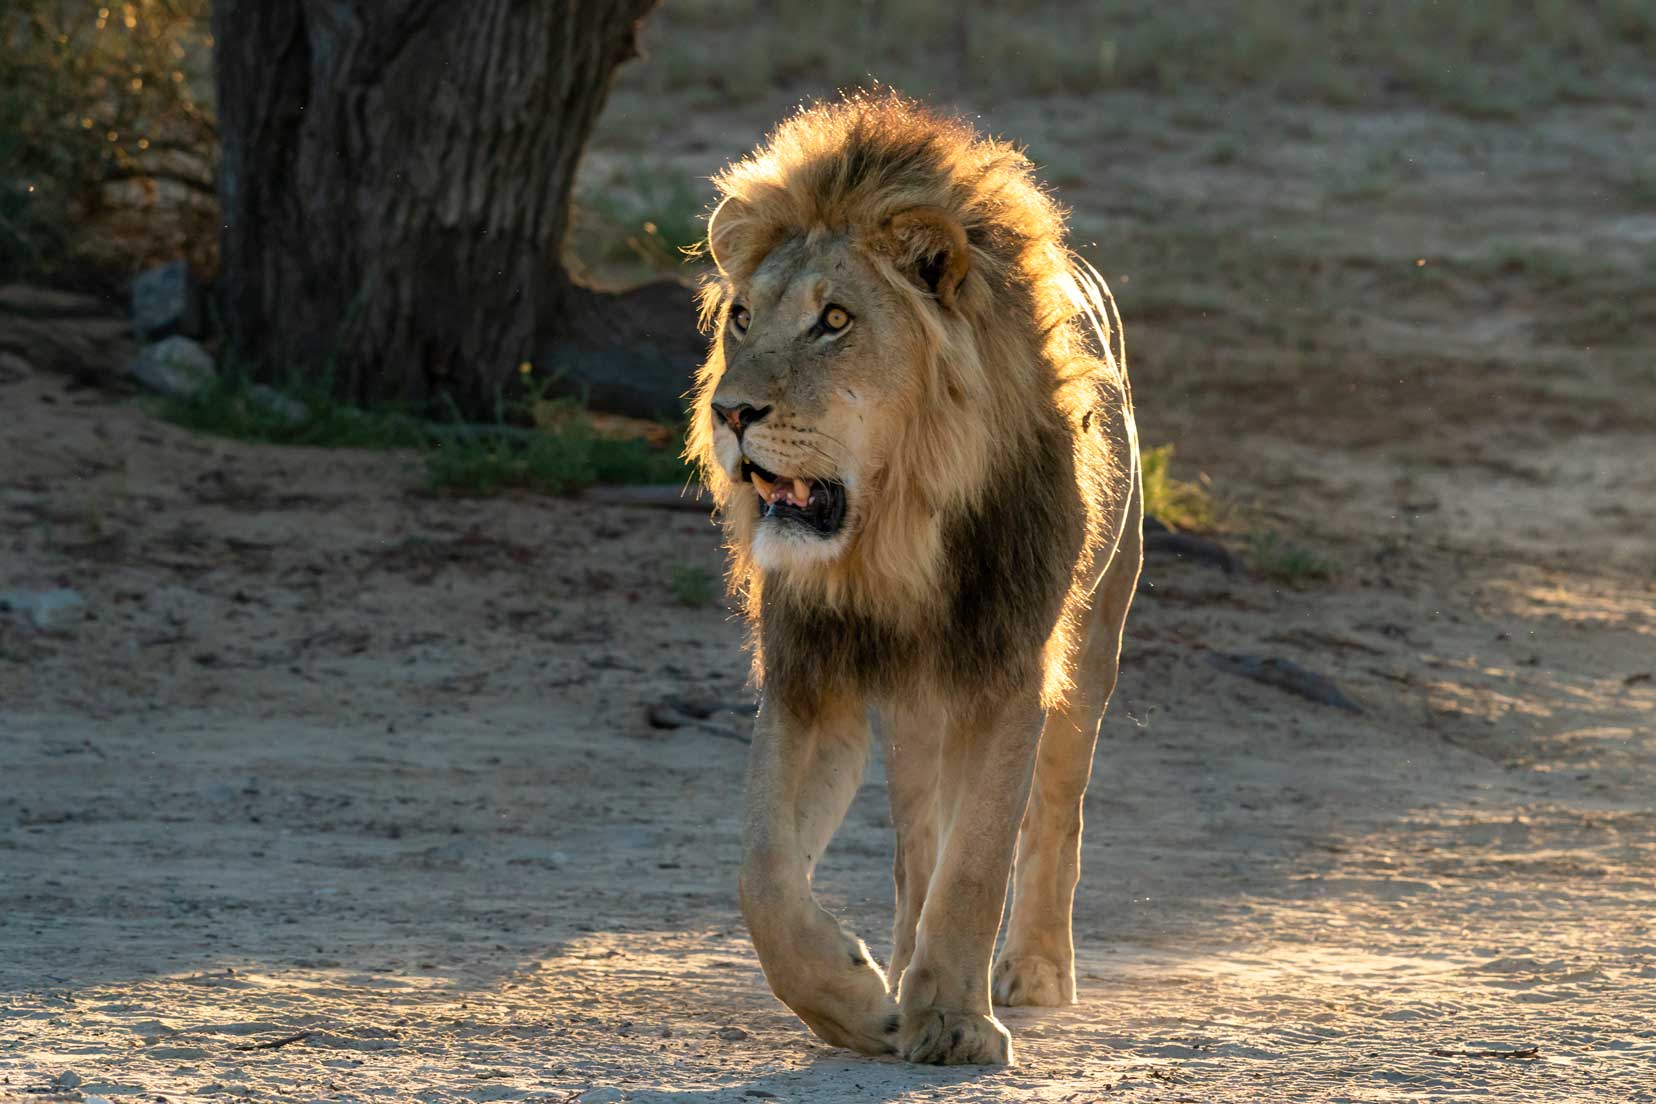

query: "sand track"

left=3, top=355, right=1651, bottom=1101
left=5, top=78, right=1655, bottom=1102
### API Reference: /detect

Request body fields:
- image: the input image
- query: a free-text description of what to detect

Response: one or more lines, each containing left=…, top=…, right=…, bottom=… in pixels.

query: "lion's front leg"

left=740, top=690, right=898, bottom=1056
left=894, top=691, right=1044, bottom=1066
left=995, top=484, right=1142, bottom=1008
left=882, top=695, right=941, bottom=990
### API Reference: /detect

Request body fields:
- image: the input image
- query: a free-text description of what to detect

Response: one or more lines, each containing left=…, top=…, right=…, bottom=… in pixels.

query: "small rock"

left=130, top=336, right=216, bottom=400
left=248, top=384, right=310, bottom=427
left=418, top=837, right=484, bottom=866
left=199, top=782, right=238, bottom=803
left=504, top=843, right=569, bottom=868
left=0, top=587, right=85, bottom=630
left=716, top=1026, right=750, bottom=1041
left=52, top=1070, right=81, bottom=1090
left=577, top=1089, right=624, bottom=1104
left=128, top=1018, right=176, bottom=1038
left=132, top=260, right=204, bottom=340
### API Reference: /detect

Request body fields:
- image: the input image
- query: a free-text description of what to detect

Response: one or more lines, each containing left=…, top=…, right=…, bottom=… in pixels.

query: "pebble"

left=132, top=260, right=204, bottom=340
left=420, top=838, right=485, bottom=866
left=248, top=384, right=311, bottom=427
left=0, top=351, right=33, bottom=383
left=0, top=587, right=85, bottom=630
left=130, top=335, right=215, bottom=400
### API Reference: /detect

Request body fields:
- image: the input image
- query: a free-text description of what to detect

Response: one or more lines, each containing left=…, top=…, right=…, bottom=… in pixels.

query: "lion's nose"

left=710, top=402, right=772, bottom=439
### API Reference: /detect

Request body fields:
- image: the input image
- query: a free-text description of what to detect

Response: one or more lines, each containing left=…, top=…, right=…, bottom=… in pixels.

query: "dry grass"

left=625, top=0, right=1655, bottom=116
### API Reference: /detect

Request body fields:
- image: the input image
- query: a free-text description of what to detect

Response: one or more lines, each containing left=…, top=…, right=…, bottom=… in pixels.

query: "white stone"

left=130, top=336, right=215, bottom=400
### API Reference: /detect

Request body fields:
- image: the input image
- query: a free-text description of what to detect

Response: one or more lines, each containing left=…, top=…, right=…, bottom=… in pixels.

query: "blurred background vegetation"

left=2, top=0, right=213, bottom=285
left=8, top=0, right=1652, bottom=285
left=4, top=1, right=1651, bottom=524
left=632, top=0, right=1654, bottom=111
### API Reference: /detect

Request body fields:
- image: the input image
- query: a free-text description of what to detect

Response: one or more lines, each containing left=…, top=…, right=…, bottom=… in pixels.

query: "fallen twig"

left=1429, top=1045, right=1539, bottom=1060
left=646, top=698, right=754, bottom=744
left=587, top=483, right=714, bottom=511
left=1206, top=652, right=1363, bottom=713
left=232, top=1030, right=312, bottom=1051
left=1144, top=530, right=1242, bottom=574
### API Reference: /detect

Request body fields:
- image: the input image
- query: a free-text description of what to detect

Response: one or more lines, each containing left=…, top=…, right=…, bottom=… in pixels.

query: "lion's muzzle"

left=741, top=457, right=848, bottom=537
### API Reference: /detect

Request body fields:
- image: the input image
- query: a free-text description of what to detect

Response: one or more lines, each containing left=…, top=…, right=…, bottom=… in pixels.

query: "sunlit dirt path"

left=7, top=59, right=1656, bottom=1101
left=3, top=358, right=1653, bottom=1102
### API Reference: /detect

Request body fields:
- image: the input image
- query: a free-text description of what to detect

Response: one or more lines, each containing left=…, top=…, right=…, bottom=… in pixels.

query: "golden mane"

left=688, top=91, right=1128, bottom=709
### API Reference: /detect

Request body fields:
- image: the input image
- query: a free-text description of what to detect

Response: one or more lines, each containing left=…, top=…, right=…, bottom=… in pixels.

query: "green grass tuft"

left=163, top=375, right=690, bottom=496
left=162, top=373, right=427, bottom=449
left=1140, top=444, right=1215, bottom=532
left=668, top=565, right=720, bottom=608
left=1246, top=531, right=1338, bottom=585
left=425, top=416, right=690, bottom=497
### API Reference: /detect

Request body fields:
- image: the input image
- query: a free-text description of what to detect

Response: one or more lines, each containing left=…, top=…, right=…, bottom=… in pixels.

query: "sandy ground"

left=5, top=83, right=1656, bottom=1102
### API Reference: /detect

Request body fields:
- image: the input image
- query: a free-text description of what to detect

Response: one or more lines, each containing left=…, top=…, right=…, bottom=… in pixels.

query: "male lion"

left=687, top=92, right=1142, bottom=1066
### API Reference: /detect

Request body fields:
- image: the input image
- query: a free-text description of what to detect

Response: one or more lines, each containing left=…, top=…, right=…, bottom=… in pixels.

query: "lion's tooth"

left=792, top=478, right=809, bottom=505
left=751, top=471, right=774, bottom=500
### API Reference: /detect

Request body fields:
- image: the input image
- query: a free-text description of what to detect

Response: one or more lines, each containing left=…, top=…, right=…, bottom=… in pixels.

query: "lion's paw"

left=797, top=998, right=899, bottom=1057
left=789, top=942, right=899, bottom=1056
left=991, top=953, right=1072, bottom=1007
left=898, top=1008, right=1012, bottom=1065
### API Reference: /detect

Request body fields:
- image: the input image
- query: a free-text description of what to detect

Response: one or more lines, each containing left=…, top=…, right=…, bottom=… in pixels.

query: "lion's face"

left=707, top=235, right=921, bottom=573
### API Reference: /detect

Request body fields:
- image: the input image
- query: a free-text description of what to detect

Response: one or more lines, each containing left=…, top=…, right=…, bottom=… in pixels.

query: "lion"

left=687, top=92, right=1143, bottom=1066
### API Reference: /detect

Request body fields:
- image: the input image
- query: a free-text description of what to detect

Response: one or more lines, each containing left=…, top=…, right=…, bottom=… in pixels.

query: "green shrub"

left=0, top=0, right=214, bottom=279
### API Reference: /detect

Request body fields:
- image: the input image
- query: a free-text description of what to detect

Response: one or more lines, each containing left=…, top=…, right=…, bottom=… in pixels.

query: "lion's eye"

left=730, top=305, right=751, bottom=335
left=821, top=305, right=851, bottom=332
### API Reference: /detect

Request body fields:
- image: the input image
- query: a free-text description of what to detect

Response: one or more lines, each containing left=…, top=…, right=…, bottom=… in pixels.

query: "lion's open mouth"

left=740, top=458, right=847, bottom=537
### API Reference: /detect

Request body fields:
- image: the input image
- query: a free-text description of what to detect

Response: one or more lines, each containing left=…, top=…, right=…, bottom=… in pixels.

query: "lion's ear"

left=884, top=207, right=970, bottom=309
left=706, top=196, right=750, bottom=277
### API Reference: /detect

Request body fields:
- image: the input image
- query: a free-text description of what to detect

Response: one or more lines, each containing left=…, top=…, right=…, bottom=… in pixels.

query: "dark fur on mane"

left=760, top=413, right=1083, bottom=715
left=696, top=92, right=1129, bottom=715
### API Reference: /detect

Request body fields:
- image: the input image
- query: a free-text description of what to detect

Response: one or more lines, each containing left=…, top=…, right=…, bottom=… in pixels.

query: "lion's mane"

left=688, top=92, right=1130, bottom=714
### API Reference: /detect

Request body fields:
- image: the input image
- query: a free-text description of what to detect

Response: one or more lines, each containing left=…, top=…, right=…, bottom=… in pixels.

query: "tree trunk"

left=214, top=0, right=698, bottom=420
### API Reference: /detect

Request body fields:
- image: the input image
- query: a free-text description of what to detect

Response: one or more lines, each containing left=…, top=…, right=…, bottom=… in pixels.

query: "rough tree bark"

left=213, top=0, right=698, bottom=420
